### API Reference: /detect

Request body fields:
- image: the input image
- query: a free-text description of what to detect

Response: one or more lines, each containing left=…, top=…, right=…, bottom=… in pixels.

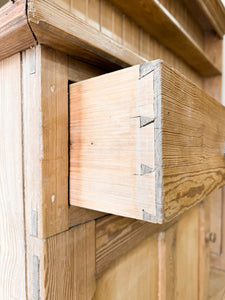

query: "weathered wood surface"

left=0, top=54, right=27, bottom=299
left=95, top=214, right=178, bottom=277
left=94, top=234, right=159, bottom=300
left=95, top=206, right=205, bottom=299
left=70, top=60, right=225, bottom=223
left=1, top=0, right=224, bottom=79
left=27, top=0, right=144, bottom=71
left=43, top=221, right=96, bottom=300
left=0, top=0, right=36, bottom=61
left=108, top=0, right=221, bottom=77
left=209, top=268, right=225, bottom=300
left=23, top=46, right=69, bottom=238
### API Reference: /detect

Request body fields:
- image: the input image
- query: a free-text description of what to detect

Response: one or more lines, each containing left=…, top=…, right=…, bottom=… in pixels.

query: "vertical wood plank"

left=123, top=16, right=140, bottom=54
left=23, top=45, right=69, bottom=239
left=158, top=226, right=177, bottom=300
left=87, top=0, right=100, bottom=30
left=94, top=234, right=158, bottom=300
left=44, top=221, right=96, bottom=300
left=175, top=207, right=199, bottom=300
left=209, top=190, right=223, bottom=255
left=51, top=0, right=70, bottom=10
left=41, top=46, right=69, bottom=237
left=199, top=200, right=210, bottom=300
left=0, top=54, right=27, bottom=300
left=70, top=0, right=87, bottom=21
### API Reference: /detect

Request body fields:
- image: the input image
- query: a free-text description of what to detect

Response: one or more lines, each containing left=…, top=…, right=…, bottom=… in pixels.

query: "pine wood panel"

left=23, top=46, right=69, bottom=238
left=95, top=214, right=178, bottom=276
left=70, top=60, right=225, bottom=223
left=43, top=221, right=96, bottom=300
left=175, top=207, right=199, bottom=300
left=0, top=54, right=26, bottom=300
left=199, top=200, right=210, bottom=300
left=158, top=205, right=207, bottom=300
left=159, top=0, right=204, bottom=49
left=0, top=0, right=36, bottom=61
left=158, top=226, right=177, bottom=300
left=94, top=234, right=158, bottom=300
left=209, top=268, right=225, bottom=300
left=108, top=0, right=221, bottom=77
left=23, top=45, right=108, bottom=238
left=28, top=0, right=204, bottom=86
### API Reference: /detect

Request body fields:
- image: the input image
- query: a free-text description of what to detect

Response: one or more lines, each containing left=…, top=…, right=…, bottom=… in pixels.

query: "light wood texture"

left=70, top=64, right=157, bottom=221
left=70, top=60, right=225, bottom=223
left=96, top=214, right=178, bottom=276
left=158, top=226, right=177, bottom=300
left=0, top=0, right=36, bottom=61
left=158, top=206, right=204, bottom=300
left=0, top=0, right=204, bottom=86
left=94, top=234, right=158, bottom=300
left=27, top=0, right=215, bottom=80
left=196, top=0, right=225, bottom=38
left=108, top=0, right=221, bottom=77
left=68, top=206, right=106, bottom=228
left=23, top=46, right=69, bottom=238
left=209, top=268, right=225, bottom=300
left=23, top=46, right=110, bottom=239
left=43, top=221, right=96, bottom=300
left=27, top=0, right=145, bottom=71
left=0, top=54, right=27, bottom=299
left=175, top=207, right=199, bottom=299
left=211, top=187, right=225, bottom=270
left=199, top=200, right=210, bottom=300
left=209, top=190, right=223, bottom=256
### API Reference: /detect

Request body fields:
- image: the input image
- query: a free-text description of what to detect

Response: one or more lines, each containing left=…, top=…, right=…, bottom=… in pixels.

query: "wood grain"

left=70, top=60, right=225, bottom=223
left=70, top=64, right=157, bottom=221
left=160, top=62, right=225, bottom=221
left=209, top=268, right=225, bottom=300
left=43, top=221, right=96, bottom=300
left=0, top=53, right=26, bottom=299
left=23, top=46, right=69, bottom=238
left=27, top=0, right=145, bottom=71
left=94, top=234, right=158, bottom=300
left=95, top=214, right=179, bottom=276
left=158, top=226, right=177, bottom=300
left=199, top=200, right=210, bottom=300
left=196, top=0, right=225, bottom=38
left=175, top=207, right=199, bottom=300
left=211, top=186, right=225, bottom=270
left=108, top=0, right=221, bottom=77
left=0, top=0, right=36, bottom=61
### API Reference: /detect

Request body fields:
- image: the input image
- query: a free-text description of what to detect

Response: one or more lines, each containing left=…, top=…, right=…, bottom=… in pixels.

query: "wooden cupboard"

left=1, top=0, right=225, bottom=299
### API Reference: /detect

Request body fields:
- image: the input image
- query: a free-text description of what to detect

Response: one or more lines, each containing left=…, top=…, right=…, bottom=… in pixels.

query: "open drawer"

left=69, top=60, right=225, bottom=223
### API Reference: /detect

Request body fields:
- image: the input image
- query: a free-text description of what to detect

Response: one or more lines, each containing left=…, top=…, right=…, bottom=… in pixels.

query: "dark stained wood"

left=0, top=0, right=36, bottom=61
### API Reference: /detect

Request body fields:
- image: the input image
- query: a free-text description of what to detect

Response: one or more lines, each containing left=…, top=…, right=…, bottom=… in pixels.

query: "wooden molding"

left=0, top=0, right=36, bottom=61
left=0, top=0, right=224, bottom=77
left=108, top=0, right=222, bottom=77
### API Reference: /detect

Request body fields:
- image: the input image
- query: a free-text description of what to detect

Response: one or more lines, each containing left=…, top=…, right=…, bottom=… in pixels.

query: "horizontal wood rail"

left=1, top=0, right=225, bottom=76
